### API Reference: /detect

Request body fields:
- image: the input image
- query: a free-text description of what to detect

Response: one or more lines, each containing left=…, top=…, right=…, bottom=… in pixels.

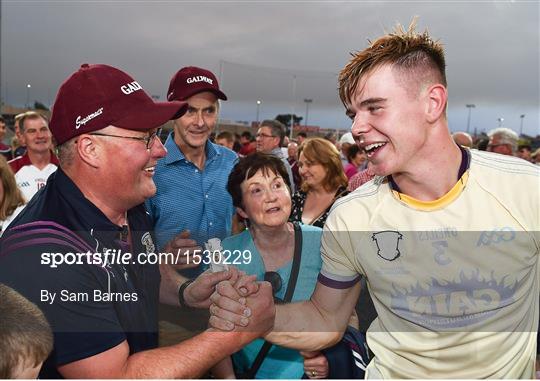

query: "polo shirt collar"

left=163, top=131, right=220, bottom=166
left=52, top=168, right=126, bottom=243
left=14, top=151, right=59, bottom=166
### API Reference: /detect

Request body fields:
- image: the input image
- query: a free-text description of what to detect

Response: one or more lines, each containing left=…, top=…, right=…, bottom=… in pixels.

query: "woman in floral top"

left=290, top=138, right=349, bottom=228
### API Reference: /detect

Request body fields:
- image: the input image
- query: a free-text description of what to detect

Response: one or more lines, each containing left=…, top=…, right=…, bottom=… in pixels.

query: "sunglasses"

left=264, top=271, right=284, bottom=304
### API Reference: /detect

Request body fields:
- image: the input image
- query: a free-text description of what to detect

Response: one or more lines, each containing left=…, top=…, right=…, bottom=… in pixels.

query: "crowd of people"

left=0, top=20, right=539, bottom=380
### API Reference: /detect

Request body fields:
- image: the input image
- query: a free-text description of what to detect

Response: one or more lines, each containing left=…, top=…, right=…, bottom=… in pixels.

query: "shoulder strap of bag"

left=243, top=222, right=303, bottom=378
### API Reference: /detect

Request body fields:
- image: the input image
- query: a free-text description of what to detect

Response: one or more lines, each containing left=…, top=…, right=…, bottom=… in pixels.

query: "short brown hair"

left=339, top=19, right=446, bottom=108
left=0, top=156, right=26, bottom=219
left=227, top=152, right=291, bottom=208
left=217, top=131, right=234, bottom=144
left=298, top=138, right=348, bottom=193
left=0, top=284, right=53, bottom=378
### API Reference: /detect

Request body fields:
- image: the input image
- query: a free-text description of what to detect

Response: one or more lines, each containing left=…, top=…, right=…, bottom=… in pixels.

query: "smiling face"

left=173, top=91, right=218, bottom=151
left=349, top=64, right=428, bottom=177
left=97, top=126, right=167, bottom=207
left=21, top=116, right=52, bottom=155
left=298, top=152, right=327, bottom=189
left=236, top=168, right=291, bottom=229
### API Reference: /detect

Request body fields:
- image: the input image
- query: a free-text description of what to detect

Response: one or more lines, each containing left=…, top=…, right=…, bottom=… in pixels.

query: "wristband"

left=178, top=279, right=194, bottom=308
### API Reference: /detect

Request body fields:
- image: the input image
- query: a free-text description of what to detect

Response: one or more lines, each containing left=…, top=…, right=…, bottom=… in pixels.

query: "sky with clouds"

left=1, top=0, right=538, bottom=136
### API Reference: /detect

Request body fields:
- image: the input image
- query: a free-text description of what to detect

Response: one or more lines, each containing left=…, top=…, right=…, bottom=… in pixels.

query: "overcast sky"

left=1, top=0, right=538, bottom=136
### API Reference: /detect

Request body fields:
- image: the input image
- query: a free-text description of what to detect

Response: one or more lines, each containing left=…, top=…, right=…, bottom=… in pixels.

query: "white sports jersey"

left=15, top=164, right=57, bottom=201
left=319, top=149, right=540, bottom=378
left=9, top=153, right=58, bottom=202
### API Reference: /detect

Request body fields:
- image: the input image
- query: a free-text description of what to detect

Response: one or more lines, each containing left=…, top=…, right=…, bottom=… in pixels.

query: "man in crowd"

left=215, top=130, right=234, bottom=150
left=287, top=141, right=301, bottom=188
left=255, top=119, right=295, bottom=192
left=8, top=111, right=59, bottom=201
left=452, top=131, right=473, bottom=148
left=486, top=127, right=518, bottom=156
left=338, top=132, right=355, bottom=167
left=210, top=21, right=540, bottom=378
left=0, top=116, right=13, bottom=160
left=0, top=63, right=274, bottom=378
left=296, top=132, right=307, bottom=146
left=239, top=131, right=256, bottom=156
left=517, top=144, right=533, bottom=162
left=147, top=66, right=238, bottom=276
left=13, top=113, right=27, bottom=157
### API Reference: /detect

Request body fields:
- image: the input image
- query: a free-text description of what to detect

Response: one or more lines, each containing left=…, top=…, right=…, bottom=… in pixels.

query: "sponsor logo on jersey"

left=476, top=227, right=515, bottom=246
left=390, top=269, right=519, bottom=329
left=372, top=230, right=402, bottom=261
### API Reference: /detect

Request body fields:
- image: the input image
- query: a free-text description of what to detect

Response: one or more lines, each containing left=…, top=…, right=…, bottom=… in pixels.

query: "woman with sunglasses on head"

left=211, top=152, right=323, bottom=379
left=290, top=138, right=349, bottom=229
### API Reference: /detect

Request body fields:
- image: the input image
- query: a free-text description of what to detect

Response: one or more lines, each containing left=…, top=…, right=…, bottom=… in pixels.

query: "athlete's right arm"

left=210, top=279, right=361, bottom=351
left=58, top=283, right=275, bottom=379
left=267, top=280, right=361, bottom=350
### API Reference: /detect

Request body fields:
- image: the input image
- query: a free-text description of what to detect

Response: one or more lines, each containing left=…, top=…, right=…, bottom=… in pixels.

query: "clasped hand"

left=208, top=272, right=275, bottom=335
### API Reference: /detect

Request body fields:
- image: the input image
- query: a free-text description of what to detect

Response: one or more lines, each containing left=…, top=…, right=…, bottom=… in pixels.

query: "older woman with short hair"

left=211, top=152, right=323, bottom=379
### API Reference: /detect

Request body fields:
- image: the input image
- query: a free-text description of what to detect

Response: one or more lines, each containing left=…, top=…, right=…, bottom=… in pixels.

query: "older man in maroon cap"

left=0, top=64, right=274, bottom=378
left=147, top=66, right=239, bottom=277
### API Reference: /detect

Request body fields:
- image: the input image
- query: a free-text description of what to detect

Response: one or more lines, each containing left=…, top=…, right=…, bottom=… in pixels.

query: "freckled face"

left=349, top=65, right=428, bottom=176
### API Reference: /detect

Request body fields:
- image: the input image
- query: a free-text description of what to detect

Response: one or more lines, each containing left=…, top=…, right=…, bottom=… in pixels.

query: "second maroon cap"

left=167, top=66, right=227, bottom=102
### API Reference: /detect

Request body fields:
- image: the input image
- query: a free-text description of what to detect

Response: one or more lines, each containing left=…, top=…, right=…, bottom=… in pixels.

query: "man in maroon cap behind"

left=146, top=66, right=238, bottom=276
left=0, top=64, right=274, bottom=378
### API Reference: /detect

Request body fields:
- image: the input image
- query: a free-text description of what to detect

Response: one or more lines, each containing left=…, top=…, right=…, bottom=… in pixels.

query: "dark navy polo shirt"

left=0, top=168, right=160, bottom=378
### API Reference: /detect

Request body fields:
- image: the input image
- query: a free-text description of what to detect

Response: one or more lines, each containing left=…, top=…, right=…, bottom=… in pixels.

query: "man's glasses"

left=90, top=128, right=162, bottom=150
left=487, top=143, right=506, bottom=150
left=264, top=271, right=284, bottom=304
left=256, top=133, right=275, bottom=139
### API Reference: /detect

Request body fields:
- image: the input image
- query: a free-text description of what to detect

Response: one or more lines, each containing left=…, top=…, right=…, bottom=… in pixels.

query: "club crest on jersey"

left=372, top=230, right=403, bottom=261
left=141, top=232, right=155, bottom=254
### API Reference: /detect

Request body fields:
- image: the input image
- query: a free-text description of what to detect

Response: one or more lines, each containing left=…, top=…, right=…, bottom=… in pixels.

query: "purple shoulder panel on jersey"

left=1, top=220, right=95, bottom=258
left=317, top=273, right=360, bottom=289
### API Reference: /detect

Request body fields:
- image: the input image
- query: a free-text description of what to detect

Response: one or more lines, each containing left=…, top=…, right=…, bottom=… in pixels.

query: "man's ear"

left=76, top=136, right=100, bottom=168
left=236, top=206, right=249, bottom=220
left=425, top=84, right=447, bottom=123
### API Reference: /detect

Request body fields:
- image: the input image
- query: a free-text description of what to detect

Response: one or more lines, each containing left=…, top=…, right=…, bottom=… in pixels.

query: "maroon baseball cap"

left=167, top=66, right=227, bottom=102
left=50, top=63, right=188, bottom=145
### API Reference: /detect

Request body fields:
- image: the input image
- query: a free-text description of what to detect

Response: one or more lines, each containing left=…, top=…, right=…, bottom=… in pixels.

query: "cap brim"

left=175, top=88, right=228, bottom=102
left=210, top=89, right=228, bottom=101
left=114, top=100, right=187, bottom=131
